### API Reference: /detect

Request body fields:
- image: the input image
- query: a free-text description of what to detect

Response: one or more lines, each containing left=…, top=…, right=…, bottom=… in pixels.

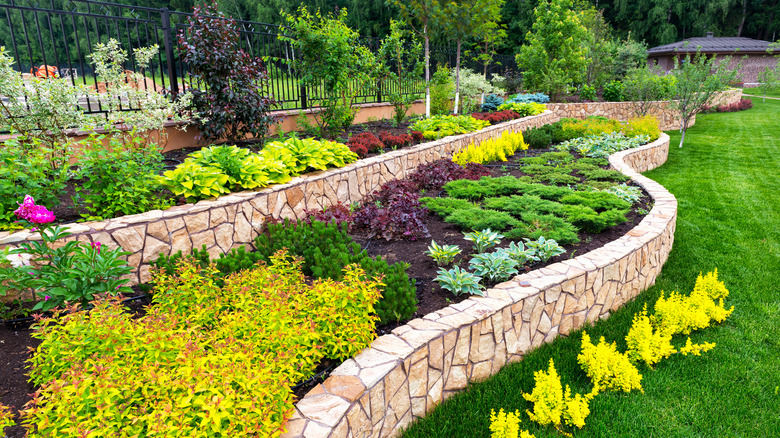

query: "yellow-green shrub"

left=489, top=408, right=535, bottom=438
left=24, top=251, right=381, bottom=437
left=453, top=131, right=527, bottom=165
left=578, top=332, right=643, bottom=394
left=625, top=306, right=677, bottom=368
left=652, top=270, right=733, bottom=336
left=560, top=117, right=620, bottom=139
left=620, top=115, right=660, bottom=140
left=0, top=404, right=14, bottom=435
left=523, top=359, right=591, bottom=433
left=496, top=102, right=547, bottom=117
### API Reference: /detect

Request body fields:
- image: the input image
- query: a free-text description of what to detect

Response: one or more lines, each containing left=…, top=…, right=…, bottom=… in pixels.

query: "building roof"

left=647, top=34, right=776, bottom=56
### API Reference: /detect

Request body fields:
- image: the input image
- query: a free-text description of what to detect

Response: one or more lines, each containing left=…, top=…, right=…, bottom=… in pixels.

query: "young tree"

left=388, top=0, right=444, bottom=118
left=579, top=7, right=618, bottom=91
left=755, top=41, right=780, bottom=101
left=441, top=0, right=504, bottom=114
left=278, top=7, right=378, bottom=136
left=671, top=52, right=739, bottom=148
left=378, top=20, right=424, bottom=124
left=621, top=67, right=678, bottom=116
left=516, top=0, right=589, bottom=97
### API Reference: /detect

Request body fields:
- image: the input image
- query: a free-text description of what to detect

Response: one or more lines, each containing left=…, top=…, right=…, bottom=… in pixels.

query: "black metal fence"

left=0, top=0, right=517, bottom=114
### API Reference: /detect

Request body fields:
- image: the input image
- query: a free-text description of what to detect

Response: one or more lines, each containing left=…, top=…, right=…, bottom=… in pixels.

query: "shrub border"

left=280, top=133, right=675, bottom=438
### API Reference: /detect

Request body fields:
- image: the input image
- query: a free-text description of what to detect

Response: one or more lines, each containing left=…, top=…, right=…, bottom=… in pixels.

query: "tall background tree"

left=516, top=0, right=589, bottom=97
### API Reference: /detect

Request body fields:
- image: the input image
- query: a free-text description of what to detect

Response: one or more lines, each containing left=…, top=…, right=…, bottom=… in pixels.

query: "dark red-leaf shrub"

left=179, top=2, right=276, bottom=143
left=407, top=159, right=490, bottom=191
left=471, top=110, right=522, bottom=124
left=378, top=131, right=413, bottom=148
left=411, top=131, right=424, bottom=142
left=372, top=180, right=419, bottom=205
left=351, top=190, right=429, bottom=241
left=347, top=132, right=384, bottom=157
left=304, top=202, right=352, bottom=228
left=716, top=98, right=753, bottom=113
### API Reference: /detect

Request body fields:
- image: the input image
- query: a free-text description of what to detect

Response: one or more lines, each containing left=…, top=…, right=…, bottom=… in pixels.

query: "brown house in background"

left=646, top=32, right=778, bottom=84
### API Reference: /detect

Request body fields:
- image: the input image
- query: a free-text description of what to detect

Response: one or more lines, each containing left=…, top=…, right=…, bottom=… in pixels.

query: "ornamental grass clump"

left=24, top=251, right=381, bottom=437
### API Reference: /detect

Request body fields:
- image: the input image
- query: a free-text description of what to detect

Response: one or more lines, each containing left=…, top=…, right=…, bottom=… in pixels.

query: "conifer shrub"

left=25, top=252, right=380, bottom=437
left=445, top=209, right=523, bottom=233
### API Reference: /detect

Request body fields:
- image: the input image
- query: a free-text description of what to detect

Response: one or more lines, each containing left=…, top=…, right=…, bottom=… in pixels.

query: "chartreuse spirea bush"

left=523, top=359, right=592, bottom=435
left=410, top=115, right=491, bottom=140
left=500, top=270, right=732, bottom=437
left=496, top=102, right=547, bottom=117
left=453, top=131, right=528, bottom=166
left=158, top=139, right=357, bottom=201
left=489, top=408, right=535, bottom=438
left=24, top=251, right=381, bottom=437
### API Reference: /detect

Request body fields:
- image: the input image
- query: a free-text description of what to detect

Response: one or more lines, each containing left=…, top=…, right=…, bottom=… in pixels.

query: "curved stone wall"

left=547, top=88, right=742, bottom=130
left=0, top=112, right=558, bottom=285
left=281, top=133, right=676, bottom=438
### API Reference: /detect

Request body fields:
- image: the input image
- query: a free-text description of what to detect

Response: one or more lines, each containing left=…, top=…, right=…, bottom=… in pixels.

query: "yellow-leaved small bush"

left=578, top=332, right=643, bottom=394
left=489, top=408, right=536, bottom=438
left=453, top=131, right=527, bottom=165
left=620, top=115, right=661, bottom=140
left=625, top=305, right=677, bottom=368
left=24, top=250, right=382, bottom=438
left=523, top=359, right=591, bottom=435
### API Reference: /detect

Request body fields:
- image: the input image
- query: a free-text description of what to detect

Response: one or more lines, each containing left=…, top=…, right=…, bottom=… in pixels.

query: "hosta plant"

left=156, top=161, right=231, bottom=201
left=434, top=266, right=483, bottom=297
left=469, top=251, right=519, bottom=283
left=500, top=241, right=540, bottom=266
left=425, top=241, right=462, bottom=266
left=464, top=229, right=504, bottom=253
left=524, top=236, right=565, bottom=262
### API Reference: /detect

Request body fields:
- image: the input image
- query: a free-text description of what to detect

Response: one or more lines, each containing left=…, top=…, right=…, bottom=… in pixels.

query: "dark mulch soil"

left=0, top=137, right=650, bottom=434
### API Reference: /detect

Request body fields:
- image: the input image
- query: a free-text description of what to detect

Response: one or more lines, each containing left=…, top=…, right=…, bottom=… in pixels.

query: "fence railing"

left=0, top=0, right=517, bottom=115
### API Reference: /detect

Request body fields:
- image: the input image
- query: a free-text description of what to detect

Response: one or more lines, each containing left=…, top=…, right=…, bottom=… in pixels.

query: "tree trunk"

left=737, top=0, right=747, bottom=37
left=425, top=25, right=431, bottom=118
left=679, top=121, right=687, bottom=148
left=454, top=39, right=461, bottom=115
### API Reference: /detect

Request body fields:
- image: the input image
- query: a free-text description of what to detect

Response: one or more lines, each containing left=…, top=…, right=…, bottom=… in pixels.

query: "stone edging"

left=0, top=112, right=557, bottom=285
left=281, top=133, right=676, bottom=438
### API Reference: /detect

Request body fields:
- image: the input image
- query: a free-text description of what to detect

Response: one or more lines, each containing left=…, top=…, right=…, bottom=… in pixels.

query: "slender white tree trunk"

left=454, top=39, right=461, bottom=115
left=424, top=26, right=431, bottom=118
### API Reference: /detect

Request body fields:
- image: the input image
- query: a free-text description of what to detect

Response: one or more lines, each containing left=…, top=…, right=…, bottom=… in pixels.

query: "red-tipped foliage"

left=470, top=110, right=522, bottom=124
left=410, top=131, right=424, bottom=142
left=347, top=132, right=384, bottom=157
left=378, top=131, right=413, bottom=148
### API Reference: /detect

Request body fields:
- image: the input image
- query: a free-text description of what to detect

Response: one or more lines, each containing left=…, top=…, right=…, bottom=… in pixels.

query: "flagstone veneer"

left=0, top=111, right=557, bottom=285
left=281, top=132, right=676, bottom=438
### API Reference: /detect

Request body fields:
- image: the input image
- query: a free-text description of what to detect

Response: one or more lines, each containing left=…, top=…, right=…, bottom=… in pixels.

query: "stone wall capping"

left=282, top=130, right=683, bottom=438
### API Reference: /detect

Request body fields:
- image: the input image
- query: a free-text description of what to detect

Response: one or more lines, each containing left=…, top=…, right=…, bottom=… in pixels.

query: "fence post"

left=161, top=8, right=180, bottom=98
left=300, top=84, right=308, bottom=110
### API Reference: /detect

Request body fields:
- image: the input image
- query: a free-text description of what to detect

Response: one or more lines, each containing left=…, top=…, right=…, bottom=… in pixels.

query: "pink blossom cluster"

left=13, top=195, right=56, bottom=224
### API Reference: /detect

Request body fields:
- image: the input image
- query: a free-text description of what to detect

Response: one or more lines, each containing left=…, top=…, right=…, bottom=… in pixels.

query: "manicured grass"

left=742, top=88, right=780, bottom=99
left=401, top=98, right=780, bottom=437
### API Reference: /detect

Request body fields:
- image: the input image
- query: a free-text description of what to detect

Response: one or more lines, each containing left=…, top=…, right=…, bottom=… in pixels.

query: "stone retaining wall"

left=281, top=133, right=676, bottom=438
left=0, top=112, right=558, bottom=285
left=547, top=88, right=742, bottom=130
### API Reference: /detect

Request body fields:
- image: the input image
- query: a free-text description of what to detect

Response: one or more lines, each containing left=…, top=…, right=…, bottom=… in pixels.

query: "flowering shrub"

left=347, top=132, right=384, bottom=157
left=523, top=359, right=591, bottom=433
left=24, top=252, right=381, bottom=437
left=0, top=196, right=132, bottom=311
left=471, top=110, right=522, bottom=124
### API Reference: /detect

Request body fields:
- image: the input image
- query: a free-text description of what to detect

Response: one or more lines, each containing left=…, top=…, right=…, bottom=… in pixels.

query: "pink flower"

left=91, top=241, right=102, bottom=254
left=28, top=205, right=56, bottom=224
left=13, top=195, right=36, bottom=220
left=44, top=295, right=50, bottom=301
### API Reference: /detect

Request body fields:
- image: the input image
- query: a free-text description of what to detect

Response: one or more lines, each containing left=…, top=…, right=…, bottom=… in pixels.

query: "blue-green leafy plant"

left=500, top=241, right=540, bottom=266
left=524, top=236, right=566, bottom=262
left=469, top=251, right=519, bottom=283
left=481, top=94, right=505, bottom=112
left=434, top=266, right=483, bottom=297
left=425, top=241, right=462, bottom=266
left=463, top=229, right=504, bottom=253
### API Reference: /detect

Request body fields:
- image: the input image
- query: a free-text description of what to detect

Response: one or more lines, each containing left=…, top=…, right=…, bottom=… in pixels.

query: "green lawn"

left=742, top=87, right=780, bottom=99
left=401, top=98, right=780, bottom=437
